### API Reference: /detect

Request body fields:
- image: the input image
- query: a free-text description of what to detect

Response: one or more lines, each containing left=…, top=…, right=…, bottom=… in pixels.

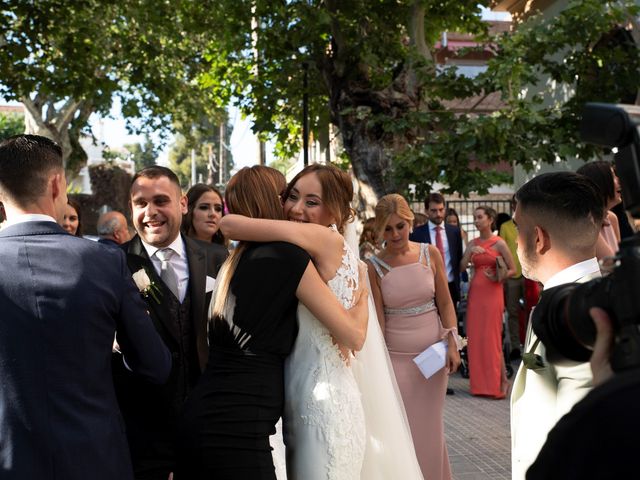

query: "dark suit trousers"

left=448, top=281, right=460, bottom=312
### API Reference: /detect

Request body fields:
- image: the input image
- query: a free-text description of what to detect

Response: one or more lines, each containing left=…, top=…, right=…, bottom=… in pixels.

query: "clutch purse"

left=413, top=340, right=448, bottom=379
left=496, top=256, right=508, bottom=282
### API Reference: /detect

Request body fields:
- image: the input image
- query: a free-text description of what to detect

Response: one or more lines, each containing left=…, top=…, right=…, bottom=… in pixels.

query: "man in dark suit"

left=97, top=210, right=131, bottom=247
left=410, top=192, right=464, bottom=307
left=115, top=166, right=228, bottom=479
left=0, top=135, right=171, bottom=480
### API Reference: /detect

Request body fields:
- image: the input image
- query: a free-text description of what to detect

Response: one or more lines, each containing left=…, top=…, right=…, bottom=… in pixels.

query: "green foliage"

left=197, top=0, right=639, bottom=199
left=198, top=0, right=490, bottom=163
left=125, top=135, right=157, bottom=171
left=0, top=0, right=225, bottom=167
left=0, top=112, right=24, bottom=140
left=382, top=0, right=640, bottom=198
left=169, top=115, right=234, bottom=189
left=478, top=0, right=640, bottom=163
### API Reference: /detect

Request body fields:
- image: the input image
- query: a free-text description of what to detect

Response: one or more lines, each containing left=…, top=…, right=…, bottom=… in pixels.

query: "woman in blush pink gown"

left=461, top=206, right=516, bottom=399
left=369, top=194, right=460, bottom=480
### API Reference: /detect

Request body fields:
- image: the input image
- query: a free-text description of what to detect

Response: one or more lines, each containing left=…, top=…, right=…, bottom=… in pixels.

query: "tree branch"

left=55, top=98, right=84, bottom=131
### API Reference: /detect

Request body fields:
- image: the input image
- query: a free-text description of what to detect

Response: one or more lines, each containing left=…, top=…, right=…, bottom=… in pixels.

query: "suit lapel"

left=425, top=225, right=432, bottom=244
left=125, top=236, right=180, bottom=344
left=445, top=226, right=456, bottom=253
left=184, top=236, right=209, bottom=371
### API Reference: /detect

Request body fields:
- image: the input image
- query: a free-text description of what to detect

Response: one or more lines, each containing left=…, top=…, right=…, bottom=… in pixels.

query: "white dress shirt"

left=428, top=221, right=454, bottom=282
left=543, top=257, right=601, bottom=290
left=5, top=213, right=57, bottom=226
left=141, top=235, right=189, bottom=303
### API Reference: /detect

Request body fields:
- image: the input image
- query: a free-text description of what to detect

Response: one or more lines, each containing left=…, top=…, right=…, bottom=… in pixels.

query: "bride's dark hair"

left=210, top=166, right=286, bottom=320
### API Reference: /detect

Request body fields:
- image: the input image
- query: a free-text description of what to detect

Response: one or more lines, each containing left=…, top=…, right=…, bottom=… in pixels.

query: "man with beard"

left=510, top=172, right=604, bottom=480
left=410, top=192, right=463, bottom=308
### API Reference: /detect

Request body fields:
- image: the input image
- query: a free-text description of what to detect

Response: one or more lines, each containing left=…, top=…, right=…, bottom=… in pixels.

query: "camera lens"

left=532, top=280, right=605, bottom=364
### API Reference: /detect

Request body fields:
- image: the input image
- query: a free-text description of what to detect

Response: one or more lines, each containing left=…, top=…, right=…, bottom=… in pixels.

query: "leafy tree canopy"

left=198, top=0, right=639, bottom=203
left=0, top=0, right=224, bottom=175
left=0, top=111, right=24, bottom=140
left=125, top=134, right=158, bottom=172
left=169, top=115, right=235, bottom=190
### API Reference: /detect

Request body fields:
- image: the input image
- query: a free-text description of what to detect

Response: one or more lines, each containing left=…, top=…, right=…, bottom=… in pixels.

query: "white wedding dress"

left=271, top=232, right=424, bottom=480
left=283, top=237, right=366, bottom=479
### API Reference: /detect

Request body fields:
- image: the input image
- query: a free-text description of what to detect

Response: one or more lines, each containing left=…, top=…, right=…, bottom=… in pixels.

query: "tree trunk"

left=22, top=95, right=92, bottom=178
left=324, top=0, right=427, bottom=210
left=23, top=97, right=73, bottom=164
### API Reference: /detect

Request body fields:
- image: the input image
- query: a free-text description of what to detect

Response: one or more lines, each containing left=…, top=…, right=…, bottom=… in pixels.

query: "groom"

left=114, top=166, right=228, bottom=479
left=0, top=135, right=171, bottom=479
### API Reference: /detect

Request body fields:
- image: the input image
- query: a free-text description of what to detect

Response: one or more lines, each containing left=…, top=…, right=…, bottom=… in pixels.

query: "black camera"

left=532, top=103, right=640, bottom=373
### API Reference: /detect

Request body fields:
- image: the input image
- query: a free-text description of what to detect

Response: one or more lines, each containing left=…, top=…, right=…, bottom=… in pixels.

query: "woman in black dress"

left=176, top=166, right=368, bottom=480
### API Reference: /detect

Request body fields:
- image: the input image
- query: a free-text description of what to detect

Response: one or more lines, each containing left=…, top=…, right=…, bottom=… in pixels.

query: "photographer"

left=510, top=172, right=604, bottom=480
left=527, top=308, right=638, bottom=478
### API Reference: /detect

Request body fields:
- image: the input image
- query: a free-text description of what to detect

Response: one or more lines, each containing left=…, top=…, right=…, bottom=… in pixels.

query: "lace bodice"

left=327, top=239, right=359, bottom=309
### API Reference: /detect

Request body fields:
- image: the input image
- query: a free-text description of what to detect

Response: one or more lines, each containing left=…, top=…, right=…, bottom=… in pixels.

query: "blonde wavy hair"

left=373, top=193, right=414, bottom=242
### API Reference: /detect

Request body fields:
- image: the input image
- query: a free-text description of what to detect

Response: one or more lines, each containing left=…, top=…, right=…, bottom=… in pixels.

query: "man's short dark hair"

left=130, top=166, right=182, bottom=194
left=0, top=135, right=63, bottom=205
left=515, top=172, right=604, bottom=251
left=425, top=192, right=445, bottom=210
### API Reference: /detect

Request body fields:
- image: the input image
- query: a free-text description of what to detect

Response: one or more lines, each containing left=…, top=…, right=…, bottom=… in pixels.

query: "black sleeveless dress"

left=176, top=242, right=309, bottom=480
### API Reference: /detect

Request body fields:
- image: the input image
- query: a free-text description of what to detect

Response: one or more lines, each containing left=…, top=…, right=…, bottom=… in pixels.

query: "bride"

left=220, top=164, right=423, bottom=479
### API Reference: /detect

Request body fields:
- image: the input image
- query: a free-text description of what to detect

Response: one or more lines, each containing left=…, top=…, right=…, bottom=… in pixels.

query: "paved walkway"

left=443, top=361, right=519, bottom=480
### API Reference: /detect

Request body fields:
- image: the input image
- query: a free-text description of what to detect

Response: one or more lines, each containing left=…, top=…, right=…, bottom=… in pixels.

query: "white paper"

left=205, top=275, right=216, bottom=293
left=413, top=340, right=448, bottom=379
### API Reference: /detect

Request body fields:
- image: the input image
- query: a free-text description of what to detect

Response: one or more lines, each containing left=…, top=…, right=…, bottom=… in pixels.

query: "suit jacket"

left=527, top=369, right=640, bottom=479
left=409, top=222, right=463, bottom=293
left=115, top=234, right=227, bottom=466
left=510, top=267, right=601, bottom=480
left=97, top=237, right=120, bottom=248
left=0, top=221, right=171, bottom=480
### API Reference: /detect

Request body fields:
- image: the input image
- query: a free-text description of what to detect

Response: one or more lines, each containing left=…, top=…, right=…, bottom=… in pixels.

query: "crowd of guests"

left=0, top=132, right=637, bottom=480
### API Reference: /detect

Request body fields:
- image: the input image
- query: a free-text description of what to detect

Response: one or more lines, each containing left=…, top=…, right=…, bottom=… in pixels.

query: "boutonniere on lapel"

left=132, top=268, right=161, bottom=304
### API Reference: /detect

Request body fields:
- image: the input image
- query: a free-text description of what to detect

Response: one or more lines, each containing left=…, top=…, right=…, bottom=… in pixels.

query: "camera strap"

left=522, top=338, right=546, bottom=371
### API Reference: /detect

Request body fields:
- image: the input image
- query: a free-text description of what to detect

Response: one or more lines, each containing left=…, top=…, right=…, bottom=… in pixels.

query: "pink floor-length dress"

left=371, top=244, right=452, bottom=480
left=466, top=236, right=508, bottom=398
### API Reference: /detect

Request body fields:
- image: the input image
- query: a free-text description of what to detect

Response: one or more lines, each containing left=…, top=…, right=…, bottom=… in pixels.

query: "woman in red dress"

left=461, top=206, right=516, bottom=399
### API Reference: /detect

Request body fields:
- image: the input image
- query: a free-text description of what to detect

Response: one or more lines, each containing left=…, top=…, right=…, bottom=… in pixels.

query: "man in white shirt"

left=409, top=192, right=463, bottom=308
left=510, top=171, right=605, bottom=480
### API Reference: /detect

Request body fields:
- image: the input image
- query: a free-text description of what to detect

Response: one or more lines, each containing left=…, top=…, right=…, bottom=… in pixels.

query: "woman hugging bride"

left=220, top=164, right=424, bottom=480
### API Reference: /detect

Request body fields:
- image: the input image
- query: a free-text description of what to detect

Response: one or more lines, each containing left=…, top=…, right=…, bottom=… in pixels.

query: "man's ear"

left=51, top=172, right=66, bottom=203
left=179, top=194, right=188, bottom=215
left=534, top=225, right=551, bottom=255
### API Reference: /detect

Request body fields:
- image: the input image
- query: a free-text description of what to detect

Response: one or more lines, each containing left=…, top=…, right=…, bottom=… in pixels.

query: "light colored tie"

left=435, top=226, right=446, bottom=261
left=156, top=248, right=180, bottom=300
